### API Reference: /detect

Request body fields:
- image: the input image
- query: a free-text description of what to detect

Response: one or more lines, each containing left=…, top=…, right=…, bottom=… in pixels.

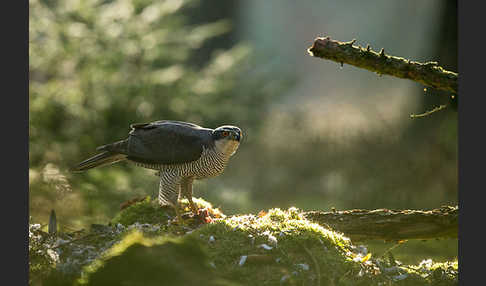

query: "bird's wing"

left=126, top=121, right=211, bottom=165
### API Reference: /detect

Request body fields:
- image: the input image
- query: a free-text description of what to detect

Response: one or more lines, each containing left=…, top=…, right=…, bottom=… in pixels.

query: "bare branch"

left=307, top=37, right=458, bottom=94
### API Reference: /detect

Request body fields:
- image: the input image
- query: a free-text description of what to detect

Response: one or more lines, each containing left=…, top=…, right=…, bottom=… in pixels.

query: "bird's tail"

left=70, top=151, right=127, bottom=173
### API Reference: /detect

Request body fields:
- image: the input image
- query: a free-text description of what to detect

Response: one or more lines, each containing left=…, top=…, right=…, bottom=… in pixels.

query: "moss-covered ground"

left=29, top=197, right=458, bottom=285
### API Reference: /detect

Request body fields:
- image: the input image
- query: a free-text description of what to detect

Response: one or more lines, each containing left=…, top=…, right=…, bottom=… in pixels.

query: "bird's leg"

left=181, top=177, right=213, bottom=223
left=158, top=174, right=183, bottom=223
left=187, top=197, right=199, bottom=216
left=181, top=177, right=198, bottom=216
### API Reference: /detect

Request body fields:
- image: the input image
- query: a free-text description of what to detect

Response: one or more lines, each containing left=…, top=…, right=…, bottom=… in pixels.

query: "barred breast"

left=129, top=147, right=230, bottom=179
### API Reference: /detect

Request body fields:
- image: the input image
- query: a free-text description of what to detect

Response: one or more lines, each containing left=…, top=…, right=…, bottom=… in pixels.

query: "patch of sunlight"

left=67, top=22, right=87, bottom=38
left=151, top=65, right=184, bottom=85
left=205, top=44, right=251, bottom=76
left=186, top=20, right=233, bottom=49
left=42, top=163, right=72, bottom=193
left=121, top=40, right=140, bottom=57
left=136, top=101, right=155, bottom=118
left=105, top=22, right=123, bottom=38
left=159, top=0, right=184, bottom=17
left=98, top=0, right=134, bottom=26
left=192, top=78, right=216, bottom=95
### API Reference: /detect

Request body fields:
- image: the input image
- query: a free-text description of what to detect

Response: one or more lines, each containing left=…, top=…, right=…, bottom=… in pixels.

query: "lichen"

left=29, top=223, right=59, bottom=285
left=398, top=259, right=458, bottom=285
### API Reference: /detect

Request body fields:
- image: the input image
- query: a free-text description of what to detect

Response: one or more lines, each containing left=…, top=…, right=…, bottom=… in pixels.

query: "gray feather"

left=71, top=151, right=127, bottom=172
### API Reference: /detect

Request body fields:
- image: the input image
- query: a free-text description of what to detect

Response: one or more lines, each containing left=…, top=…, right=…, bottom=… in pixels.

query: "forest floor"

left=29, top=197, right=458, bottom=286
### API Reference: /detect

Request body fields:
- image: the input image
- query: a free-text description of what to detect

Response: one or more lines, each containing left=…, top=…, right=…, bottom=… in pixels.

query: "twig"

left=307, top=37, right=458, bottom=94
left=410, top=104, right=448, bottom=118
left=379, top=241, right=406, bottom=261
left=51, top=233, right=95, bottom=249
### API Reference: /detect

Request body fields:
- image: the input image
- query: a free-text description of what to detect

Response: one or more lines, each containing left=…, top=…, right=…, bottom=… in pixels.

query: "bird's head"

left=212, top=125, right=242, bottom=156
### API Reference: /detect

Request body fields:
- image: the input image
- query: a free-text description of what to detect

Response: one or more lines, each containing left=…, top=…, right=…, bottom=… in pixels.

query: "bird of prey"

left=72, top=120, right=242, bottom=222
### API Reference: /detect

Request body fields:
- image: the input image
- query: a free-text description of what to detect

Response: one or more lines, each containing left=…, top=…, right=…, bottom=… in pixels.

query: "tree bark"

left=303, top=205, right=457, bottom=242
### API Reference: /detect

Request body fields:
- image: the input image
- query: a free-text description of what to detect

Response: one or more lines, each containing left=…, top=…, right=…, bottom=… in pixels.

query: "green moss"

left=78, top=231, right=239, bottom=286
left=110, top=196, right=170, bottom=226
left=34, top=200, right=458, bottom=286
left=110, top=196, right=225, bottom=226
left=186, top=207, right=376, bottom=285
left=397, top=259, right=458, bottom=285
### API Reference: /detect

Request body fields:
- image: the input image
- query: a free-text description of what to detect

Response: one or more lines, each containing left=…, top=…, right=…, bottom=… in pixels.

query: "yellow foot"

left=173, top=207, right=184, bottom=225
left=189, top=202, right=199, bottom=216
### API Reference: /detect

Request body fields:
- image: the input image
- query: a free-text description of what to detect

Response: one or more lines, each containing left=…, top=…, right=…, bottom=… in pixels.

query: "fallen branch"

left=303, top=205, right=457, bottom=242
left=307, top=37, right=458, bottom=94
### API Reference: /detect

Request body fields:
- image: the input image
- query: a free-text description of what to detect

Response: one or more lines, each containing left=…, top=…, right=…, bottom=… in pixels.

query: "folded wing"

left=122, top=120, right=211, bottom=165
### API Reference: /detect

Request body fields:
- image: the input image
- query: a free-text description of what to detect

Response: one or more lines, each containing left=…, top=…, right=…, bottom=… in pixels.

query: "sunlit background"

left=29, top=0, right=457, bottom=264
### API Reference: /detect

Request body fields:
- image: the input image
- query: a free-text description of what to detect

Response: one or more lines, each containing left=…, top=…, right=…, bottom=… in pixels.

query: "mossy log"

left=307, top=36, right=458, bottom=94
left=304, top=206, right=458, bottom=242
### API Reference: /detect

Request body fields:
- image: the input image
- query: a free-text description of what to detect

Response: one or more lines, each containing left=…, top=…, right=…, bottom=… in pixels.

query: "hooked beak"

left=233, top=131, right=242, bottom=142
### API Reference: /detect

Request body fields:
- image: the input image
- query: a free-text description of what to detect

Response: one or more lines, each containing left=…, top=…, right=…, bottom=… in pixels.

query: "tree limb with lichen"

left=303, top=205, right=457, bottom=242
left=307, top=37, right=458, bottom=94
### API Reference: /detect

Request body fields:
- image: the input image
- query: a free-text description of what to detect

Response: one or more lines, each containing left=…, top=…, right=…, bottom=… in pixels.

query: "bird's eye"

left=222, top=131, right=229, bottom=137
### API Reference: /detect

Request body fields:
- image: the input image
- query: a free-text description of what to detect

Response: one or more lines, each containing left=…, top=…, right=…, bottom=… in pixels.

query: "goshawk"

left=72, top=120, right=242, bottom=221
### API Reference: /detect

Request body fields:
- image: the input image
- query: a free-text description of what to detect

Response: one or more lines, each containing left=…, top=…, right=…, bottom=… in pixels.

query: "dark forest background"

left=29, top=0, right=457, bottom=264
